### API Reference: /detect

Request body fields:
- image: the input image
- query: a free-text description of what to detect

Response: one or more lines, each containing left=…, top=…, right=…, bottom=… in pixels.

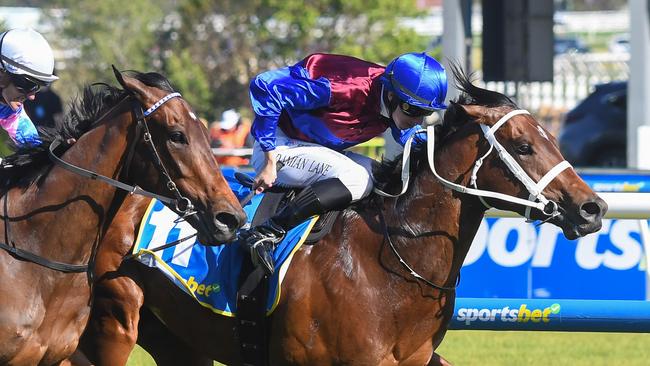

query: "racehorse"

left=78, top=66, right=607, bottom=366
left=0, top=68, right=246, bottom=366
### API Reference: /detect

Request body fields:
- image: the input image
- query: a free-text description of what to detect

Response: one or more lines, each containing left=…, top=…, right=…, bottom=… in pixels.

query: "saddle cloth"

left=131, top=170, right=318, bottom=317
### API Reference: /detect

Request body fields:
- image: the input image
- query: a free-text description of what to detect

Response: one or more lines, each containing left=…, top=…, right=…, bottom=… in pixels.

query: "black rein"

left=0, top=96, right=183, bottom=274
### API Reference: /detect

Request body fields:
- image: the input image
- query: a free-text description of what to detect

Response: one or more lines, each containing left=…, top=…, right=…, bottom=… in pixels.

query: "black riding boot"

left=240, top=178, right=353, bottom=275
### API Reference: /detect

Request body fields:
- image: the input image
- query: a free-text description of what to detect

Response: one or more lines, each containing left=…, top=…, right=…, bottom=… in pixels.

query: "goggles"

left=7, top=72, right=46, bottom=94
left=398, top=101, right=434, bottom=117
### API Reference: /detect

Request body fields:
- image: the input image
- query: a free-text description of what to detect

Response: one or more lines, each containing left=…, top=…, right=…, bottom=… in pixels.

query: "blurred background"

left=0, top=0, right=639, bottom=169
left=4, top=2, right=650, bottom=365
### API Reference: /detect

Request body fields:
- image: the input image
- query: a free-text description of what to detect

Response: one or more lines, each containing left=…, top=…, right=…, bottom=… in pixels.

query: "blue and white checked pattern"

left=143, top=92, right=182, bottom=117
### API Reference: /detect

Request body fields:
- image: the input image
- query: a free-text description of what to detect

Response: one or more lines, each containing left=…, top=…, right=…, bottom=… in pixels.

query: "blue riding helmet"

left=380, top=52, right=447, bottom=111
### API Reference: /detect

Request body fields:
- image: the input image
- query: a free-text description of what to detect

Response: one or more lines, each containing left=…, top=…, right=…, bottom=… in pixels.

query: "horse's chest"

left=0, top=310, right=88, bottom=366
left=0, top=269, right=89, bottom=364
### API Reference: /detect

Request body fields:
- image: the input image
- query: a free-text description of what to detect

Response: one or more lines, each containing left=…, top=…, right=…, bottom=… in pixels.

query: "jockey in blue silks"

left=240, top=52, right=448, bottom=274
left=0, top=29, right=58, bottom=146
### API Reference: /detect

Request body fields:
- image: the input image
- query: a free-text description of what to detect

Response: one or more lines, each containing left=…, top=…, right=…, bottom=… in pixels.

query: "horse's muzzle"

left=211, top=210, right=245, bottom=242
left=555, top=196, right=608, bottom=240
left=185, top=207, right=245, bottom=245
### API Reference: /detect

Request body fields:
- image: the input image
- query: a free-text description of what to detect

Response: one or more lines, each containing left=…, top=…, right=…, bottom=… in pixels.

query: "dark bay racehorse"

left=0, top=69, right=246, bottom=365
left=79, top=67, right=607, bottom=366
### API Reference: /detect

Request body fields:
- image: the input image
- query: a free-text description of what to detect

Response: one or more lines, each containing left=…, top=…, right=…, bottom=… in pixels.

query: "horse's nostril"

left=580, top=201, right=601, bottom=219
left=215, top=212, right=240, bottom=231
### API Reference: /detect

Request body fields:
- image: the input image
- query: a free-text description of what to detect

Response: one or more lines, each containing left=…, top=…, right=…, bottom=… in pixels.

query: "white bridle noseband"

left=374, top=109, right=572, bottom=221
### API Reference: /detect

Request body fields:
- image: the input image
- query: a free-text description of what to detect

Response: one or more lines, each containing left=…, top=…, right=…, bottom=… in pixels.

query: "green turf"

left=126, top=345, right=156, bottom=365
left=127, top=331, right=650, bottom=365
left=437, top=330, right=650, bottom=366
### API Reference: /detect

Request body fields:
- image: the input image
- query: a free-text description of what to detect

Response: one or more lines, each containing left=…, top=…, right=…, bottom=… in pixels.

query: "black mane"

left=372, top=63, right=517, bottom=195
left=0, top=70, right=175, bottom=190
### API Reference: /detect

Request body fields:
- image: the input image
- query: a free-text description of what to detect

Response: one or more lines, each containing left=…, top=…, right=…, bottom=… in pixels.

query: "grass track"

left=127, top=330, right=650, bottom=365
left=437, top=330, right=650, bottom=365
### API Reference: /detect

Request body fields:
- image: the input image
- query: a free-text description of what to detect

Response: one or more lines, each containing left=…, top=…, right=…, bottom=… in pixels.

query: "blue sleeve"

left=249, top=64, right=331, bottom=151
left=389, top=123, right=427, bottom=147
left=14, top=107, right=41, bottom=146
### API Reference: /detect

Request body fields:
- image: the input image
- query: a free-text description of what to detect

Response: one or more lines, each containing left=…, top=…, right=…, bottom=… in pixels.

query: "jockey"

left=241, top=52, right=448, bottom=274
left=0, top=28, right=58, bottom=146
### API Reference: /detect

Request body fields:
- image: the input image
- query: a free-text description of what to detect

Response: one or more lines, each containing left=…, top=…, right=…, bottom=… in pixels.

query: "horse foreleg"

left=60, top=350, right=93, bottom=366
left=79, top=296, right=141, bottom=366
left=136, top=306, right=212, bottom=366
left=396, top=336, right=453, bottom=366
left=428, top=353, right=453, bottom=366
left=78, top=267, right=145, bottom=366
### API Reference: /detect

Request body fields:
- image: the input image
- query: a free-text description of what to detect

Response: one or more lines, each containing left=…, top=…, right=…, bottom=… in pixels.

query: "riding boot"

left=240, top=178, right=353, bottom=275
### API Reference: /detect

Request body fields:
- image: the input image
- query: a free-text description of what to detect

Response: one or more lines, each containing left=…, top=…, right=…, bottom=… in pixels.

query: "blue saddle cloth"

left=132, top=170, right=317, bottom=317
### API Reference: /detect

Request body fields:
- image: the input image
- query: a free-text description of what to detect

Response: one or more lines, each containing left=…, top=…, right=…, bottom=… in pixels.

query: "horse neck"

left=382, top=134, right=486, bottom=289
left=9, top=104, right=136, bottom=260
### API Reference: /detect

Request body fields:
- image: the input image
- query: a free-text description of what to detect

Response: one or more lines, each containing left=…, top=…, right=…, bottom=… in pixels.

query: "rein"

left=0, top=92, right=195, bottom=274
left=374, top=109, right=573, bottom=291
left=123, top=232, right=197, bottom=260
left=378, top=208, right=460, bottom=291
left=0, top=194, right=88, bottom=272
left=376, top=110, right=571, bottom=217
left=49, top=92, right=196, bottom=217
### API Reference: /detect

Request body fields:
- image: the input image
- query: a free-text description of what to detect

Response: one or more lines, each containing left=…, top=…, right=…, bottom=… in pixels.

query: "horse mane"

left=372, top=63, right=517, bottom=195
left=0, top=71, right=175, bottom=190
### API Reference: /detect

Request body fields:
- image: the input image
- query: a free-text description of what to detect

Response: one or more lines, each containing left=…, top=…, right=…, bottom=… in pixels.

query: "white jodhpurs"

left=251, top=130, right=375, bottom=201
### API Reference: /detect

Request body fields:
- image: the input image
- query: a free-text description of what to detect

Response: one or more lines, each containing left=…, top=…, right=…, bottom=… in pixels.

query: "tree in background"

left=169, top=0, right=432, bottom=119
left=43, top=0, right=433, bottom=121
left=44, top=0, right=173, bottom=105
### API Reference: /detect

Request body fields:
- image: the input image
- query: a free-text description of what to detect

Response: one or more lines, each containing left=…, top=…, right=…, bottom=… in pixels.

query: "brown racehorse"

left=0, top=69, right=246, bottom=366
left=79, top=67, right=607, bottom=366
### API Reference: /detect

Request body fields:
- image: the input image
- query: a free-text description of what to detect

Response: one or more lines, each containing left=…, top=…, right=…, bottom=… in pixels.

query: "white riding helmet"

left=0, top=28, right=58, bottom=83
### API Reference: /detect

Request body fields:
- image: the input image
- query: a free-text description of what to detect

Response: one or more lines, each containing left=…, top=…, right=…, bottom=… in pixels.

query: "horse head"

left=437, top=66, right=606, bottom=239
left=113, top=68, right=246, bottom=243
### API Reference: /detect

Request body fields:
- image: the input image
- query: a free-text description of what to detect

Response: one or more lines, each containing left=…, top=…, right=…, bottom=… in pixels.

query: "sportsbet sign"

left=458, top=218, right=648, bottom=300
left=456, top=302, right=561, bottom=325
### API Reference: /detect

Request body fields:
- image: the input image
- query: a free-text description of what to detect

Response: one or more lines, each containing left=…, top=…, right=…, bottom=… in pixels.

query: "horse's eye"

left=169, top=131, right=187, bottom=144
left=516, top=143, right=533, bottom=155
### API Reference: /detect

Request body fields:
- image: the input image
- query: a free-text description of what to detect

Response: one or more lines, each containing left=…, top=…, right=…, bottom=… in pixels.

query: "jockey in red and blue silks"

left=241, top=52, right=448, bottom=274
left=0, top=29, right=59, bottom=146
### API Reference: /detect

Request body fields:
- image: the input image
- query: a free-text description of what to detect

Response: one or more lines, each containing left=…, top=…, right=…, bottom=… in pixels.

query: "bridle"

left=431, top=109, right=572, bottom=221
left=469, top=110, right=572, bottom=220
left=376, top=109, right=572, bottom=218
left=49, top=92, right=197, bottom=218
left=375, top=109, right=573, bottom=291
left=0, top=91, right=198, bottom=275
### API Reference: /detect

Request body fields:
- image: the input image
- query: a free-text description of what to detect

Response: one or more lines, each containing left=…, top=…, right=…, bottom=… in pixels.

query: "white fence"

left=487, top=192, right=649, bottom=220
left=479, top=53, right=629, bottom=134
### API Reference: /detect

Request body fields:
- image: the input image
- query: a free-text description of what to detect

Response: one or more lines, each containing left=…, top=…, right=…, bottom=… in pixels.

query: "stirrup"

left=248, top=239, right=275, bottom=275
left=239, top=220, right=285, bottom=275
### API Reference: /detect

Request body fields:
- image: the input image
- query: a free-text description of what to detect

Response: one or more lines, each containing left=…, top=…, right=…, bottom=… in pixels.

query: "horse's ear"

left=112, top=65, right=126, bottom=89
left=444, top=102, right=493, bottom=128
left=445, top=100, right=473, bottom=127
left=457, top=104, right=490, bottom=119
left=454, top=104, right=496, bottom=126
left=112, top=65, right=153, bottom=101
